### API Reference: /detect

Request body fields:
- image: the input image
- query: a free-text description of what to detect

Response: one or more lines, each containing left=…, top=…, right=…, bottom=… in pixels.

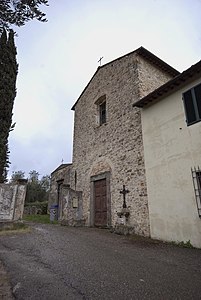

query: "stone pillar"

left=13, top=179, right=28, bottom=220
left=0, top=179, right=27, bottom=221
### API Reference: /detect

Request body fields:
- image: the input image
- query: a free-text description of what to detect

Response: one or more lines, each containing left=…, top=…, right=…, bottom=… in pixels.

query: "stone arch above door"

left=90, top=158, right=113, bottom=178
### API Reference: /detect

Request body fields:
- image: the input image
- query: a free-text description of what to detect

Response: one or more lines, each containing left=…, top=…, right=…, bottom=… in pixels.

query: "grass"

left=0, top=215, right=58, bottom=236
left=23, top=214, right=58, bottom=224
left=0, top=222, right=30, bottom=235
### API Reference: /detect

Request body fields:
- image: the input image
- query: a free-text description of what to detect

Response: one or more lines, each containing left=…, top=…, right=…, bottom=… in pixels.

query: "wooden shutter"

left=183, top=90, right=196, bottom=125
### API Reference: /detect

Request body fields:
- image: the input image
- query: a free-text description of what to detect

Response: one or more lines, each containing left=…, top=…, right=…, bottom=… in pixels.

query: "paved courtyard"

left=0, top=223, right=201, bottom=299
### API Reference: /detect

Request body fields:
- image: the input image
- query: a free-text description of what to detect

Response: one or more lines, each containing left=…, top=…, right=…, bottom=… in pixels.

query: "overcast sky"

left=8, top=0, right=201, bottom=179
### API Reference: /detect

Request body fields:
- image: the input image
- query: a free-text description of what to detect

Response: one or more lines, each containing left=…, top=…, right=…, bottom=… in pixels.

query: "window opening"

left=99, top=101, right=106, bottom=125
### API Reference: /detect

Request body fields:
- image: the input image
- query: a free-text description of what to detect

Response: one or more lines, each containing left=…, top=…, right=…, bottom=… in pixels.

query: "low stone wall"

left=112, top=225, right=136, bottom=235
left=58, top=184, right=84, bottom=226
left=23, top=206, right=43, bottom=215
left=24, top=201, right=48, bottom=215
left=0, top=179, right=27, bottom=221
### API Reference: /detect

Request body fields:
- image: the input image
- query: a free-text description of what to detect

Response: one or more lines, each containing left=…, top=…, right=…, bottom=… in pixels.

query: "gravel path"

left=0, top=223, right=201, bottom=300
left=0, top=259, right=13, bottom=299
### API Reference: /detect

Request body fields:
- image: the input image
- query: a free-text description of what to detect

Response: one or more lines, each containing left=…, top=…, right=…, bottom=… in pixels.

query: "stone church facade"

left=49, top=47, right=179, bottom=235
left=65, top=47, right=179, bottom=236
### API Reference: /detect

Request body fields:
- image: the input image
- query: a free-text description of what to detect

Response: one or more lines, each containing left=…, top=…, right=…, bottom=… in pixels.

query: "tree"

left=10, top=170, right=25, bottom=182
left=0, top=1, right=48, bottom=182
left=28, top=169, right=39, bottom=183
left=0, top=0, right=48, bottom=31
left=25, top=170, right=49, bottom=203
left=10, top=169, right=50, bottom=202
left=40, top=174, right=50, bottom=192
left=0, top=28, right=17, bottom=182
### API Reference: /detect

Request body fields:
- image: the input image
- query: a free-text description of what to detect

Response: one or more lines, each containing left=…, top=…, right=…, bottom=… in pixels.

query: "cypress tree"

left=0, top=29, right=18, bottom=182
left=0, top=2, right=48, bottom=182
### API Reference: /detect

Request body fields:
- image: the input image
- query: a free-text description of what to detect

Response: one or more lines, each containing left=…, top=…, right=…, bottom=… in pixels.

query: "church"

left=49, top=47, right=201, bottom=247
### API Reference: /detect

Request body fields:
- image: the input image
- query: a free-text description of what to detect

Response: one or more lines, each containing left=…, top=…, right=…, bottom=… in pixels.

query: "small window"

left=183, top=83, right=201, bottom=126
left=191, top=167, right=201, bottom=218
left=95, top=95, right=107, bottom=126
left=100, top=101, right=106, bottom=125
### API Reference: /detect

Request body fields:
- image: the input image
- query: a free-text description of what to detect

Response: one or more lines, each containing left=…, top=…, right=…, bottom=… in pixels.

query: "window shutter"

left=183, top=90, right=196, bottom=124
left=194, top=83, right=201, bottom=118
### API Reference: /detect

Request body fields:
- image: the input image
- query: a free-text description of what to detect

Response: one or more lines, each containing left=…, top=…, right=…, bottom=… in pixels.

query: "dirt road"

left=0, top=223, right=201, bottom=299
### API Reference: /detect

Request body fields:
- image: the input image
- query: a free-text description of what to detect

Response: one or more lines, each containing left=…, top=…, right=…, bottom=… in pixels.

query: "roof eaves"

left=51, top=163, right=72, bottom=175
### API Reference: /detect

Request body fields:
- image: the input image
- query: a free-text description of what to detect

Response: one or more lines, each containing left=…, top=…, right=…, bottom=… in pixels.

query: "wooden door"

left=94, top=179, right=107, bottom=227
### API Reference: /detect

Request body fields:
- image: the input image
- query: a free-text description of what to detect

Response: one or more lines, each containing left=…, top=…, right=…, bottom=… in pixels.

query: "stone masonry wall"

left=59, top=185, right=84, bottom=226
left=71, top=52, right=176, bottom=236
left=137, top=56, right=174, bottom=99
left=0, top=180, right=27, bottom=221
left=48, top=164, right=72, bottom=209
left=14, top=180, right=28, bottom=220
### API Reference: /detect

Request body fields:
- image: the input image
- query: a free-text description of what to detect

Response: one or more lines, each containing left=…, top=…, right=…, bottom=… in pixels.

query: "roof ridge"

left=71, top=47, right=180, bottom=110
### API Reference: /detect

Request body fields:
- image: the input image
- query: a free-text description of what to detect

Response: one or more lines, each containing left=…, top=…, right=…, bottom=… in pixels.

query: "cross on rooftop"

left=98, top=57, right=103, bottom=66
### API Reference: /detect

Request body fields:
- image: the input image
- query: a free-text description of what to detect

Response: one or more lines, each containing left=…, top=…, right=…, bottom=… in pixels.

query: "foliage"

left=171, top=240, right=194, bottom=249
left=29, top=169, right=39, bottom=182
left=40, top=174, right=50, bottom=191
left=10, top=169, right=50, bottom=202
left=0, top=28, right=17, bottom=182
left=25, top=170, right=50, bottom=203
left=24, top=200, right=48, bottom=214
left=0, top=1, right=48, bottom=181
left=0, top=0, right=48, bottom=31
left=10, top=170, right=25, bottom=182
